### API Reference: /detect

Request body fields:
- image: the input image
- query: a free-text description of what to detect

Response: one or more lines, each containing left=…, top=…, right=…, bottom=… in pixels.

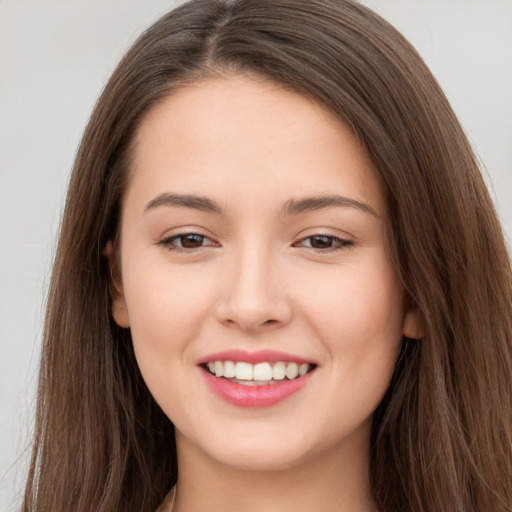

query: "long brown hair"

left=23, top=1, right=512, bottom=511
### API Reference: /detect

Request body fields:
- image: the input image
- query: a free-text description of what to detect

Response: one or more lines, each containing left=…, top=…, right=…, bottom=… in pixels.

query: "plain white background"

left=1, top=1, right=511, bottom=510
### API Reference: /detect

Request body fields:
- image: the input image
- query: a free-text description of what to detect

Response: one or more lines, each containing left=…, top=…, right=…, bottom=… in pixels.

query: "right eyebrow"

left=144, top=193, right=224, bottom=214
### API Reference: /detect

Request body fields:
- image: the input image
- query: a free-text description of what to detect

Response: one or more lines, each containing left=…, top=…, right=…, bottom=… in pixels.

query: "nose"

left=215, top=243, right=293, bottom=333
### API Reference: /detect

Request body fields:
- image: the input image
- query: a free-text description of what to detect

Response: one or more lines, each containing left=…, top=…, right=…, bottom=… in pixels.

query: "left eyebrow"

left=281, top=195, right=378, bottom=217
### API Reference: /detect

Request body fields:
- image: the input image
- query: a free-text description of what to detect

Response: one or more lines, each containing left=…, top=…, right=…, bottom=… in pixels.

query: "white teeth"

left=223, top=360, right=236, bottom=378
left=272, top=362, right=286, bottom=380
left=206, top=360, right=312, bottom=381
left=286, top=362, right=299, bottom=379
left=235, top=361, right=253, bottom=380
left=253, top=362, right=273, bottom=380
left=214, top=361, right=224, bottom=377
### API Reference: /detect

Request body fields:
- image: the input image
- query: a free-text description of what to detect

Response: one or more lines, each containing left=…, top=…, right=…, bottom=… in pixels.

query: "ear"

left=402, top=306, right=424, bottom=340
left=104, top=241, right=130, bottom=328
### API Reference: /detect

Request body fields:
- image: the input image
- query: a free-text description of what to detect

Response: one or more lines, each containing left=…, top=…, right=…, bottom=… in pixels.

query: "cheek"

left=300, top=259, right=403, bottom=335
left=295, top=255, right=404, bottom=386
left=120, top=261, right=219, bottom=419
left=121, top=258, right=216, bottom=367
left=312, top=265, right=404, bottom=421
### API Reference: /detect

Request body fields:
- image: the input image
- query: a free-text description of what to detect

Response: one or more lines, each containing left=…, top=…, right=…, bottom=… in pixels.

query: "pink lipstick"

left=198, top=350, right=316, bottom=408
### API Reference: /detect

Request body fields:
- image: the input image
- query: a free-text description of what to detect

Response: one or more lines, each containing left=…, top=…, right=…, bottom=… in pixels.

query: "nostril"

left=220, top=315, right=284, bottom=332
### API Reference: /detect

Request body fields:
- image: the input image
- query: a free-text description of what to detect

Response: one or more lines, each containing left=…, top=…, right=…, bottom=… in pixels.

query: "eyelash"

left=158, top=232, right=354, bottom=253
left=158, top=233, right=218, bottom=253
left=294, top=234, right=354, bottom=251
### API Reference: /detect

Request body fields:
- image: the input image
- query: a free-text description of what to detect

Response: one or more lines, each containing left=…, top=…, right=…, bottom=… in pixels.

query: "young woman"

left=22, top=1, right=512, bottom=511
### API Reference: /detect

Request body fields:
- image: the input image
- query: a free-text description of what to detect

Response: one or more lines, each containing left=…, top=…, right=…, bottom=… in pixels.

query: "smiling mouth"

left=203, top=361, right=316, bottom=386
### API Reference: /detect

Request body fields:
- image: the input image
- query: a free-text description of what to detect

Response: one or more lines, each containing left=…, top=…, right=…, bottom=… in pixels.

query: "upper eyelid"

left=164, top=232, right=213, bottom=240
left=294, top=231, right=353, bottom=243
left=295, top=234, right=352, bottom=247
left=158, top=227, right=216, bottom=241
left=162, top=232, right=217, bottom=244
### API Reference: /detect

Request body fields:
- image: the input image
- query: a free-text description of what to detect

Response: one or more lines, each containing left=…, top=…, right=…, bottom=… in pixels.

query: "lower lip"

left=200, top=368, right=314, bottom=408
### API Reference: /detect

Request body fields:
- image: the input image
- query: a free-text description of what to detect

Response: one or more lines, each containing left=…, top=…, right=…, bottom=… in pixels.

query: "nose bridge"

left=217, top=238, right=291, bottom=331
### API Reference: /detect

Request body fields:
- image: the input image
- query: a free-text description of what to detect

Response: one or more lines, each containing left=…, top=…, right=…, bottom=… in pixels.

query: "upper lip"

left=197, top=349, right=316, bottom=365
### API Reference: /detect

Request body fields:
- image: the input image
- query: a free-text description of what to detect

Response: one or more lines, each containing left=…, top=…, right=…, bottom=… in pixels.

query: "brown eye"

left=159, top=233, right=218, bottom=252
left=308, top=236, right=336, bottom=249
left=296, top=235, right=353, bottom=251
left=179, top=234, right=207, bottom=248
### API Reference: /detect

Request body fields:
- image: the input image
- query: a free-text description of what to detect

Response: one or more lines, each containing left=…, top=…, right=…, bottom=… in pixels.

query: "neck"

left=170, top=429, right=375, bottom=512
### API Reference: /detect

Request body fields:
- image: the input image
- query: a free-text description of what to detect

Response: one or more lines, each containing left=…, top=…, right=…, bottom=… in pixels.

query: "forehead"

left=129, top=74, right=384, bottom=215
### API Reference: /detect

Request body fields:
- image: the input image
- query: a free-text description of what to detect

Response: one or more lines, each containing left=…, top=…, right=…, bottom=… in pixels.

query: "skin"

left=111, top=74, right=421, bottom=512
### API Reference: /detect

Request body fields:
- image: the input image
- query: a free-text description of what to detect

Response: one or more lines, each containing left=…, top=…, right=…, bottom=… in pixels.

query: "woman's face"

left=112, top=75, right=419, bottom=471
